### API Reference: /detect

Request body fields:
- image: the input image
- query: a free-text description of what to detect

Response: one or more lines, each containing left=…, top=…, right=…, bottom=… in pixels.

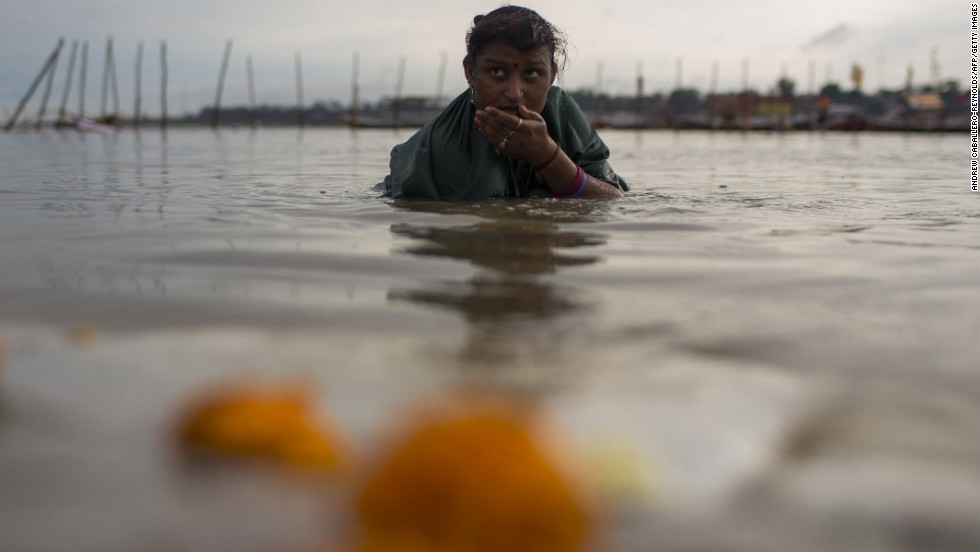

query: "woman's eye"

left=489, top=68, right=504, bottom=77
left=525, top=70, right=540, bottom=78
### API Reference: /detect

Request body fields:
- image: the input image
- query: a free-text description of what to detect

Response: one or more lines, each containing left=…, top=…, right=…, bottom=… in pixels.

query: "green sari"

left=379, top=87, right=628, bottom=200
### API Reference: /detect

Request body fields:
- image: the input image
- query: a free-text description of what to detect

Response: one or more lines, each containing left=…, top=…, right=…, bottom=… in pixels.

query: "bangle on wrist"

left=534, top=142, right=561, bottom=172
left=554, top=164, right=587, bottom=197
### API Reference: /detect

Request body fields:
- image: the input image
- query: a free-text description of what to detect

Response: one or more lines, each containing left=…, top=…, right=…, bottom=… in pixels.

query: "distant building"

left=690, top=93, right=802, bottom=130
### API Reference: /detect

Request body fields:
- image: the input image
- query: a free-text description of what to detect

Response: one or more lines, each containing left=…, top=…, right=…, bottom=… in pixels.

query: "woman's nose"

left=504, top=77, right=523, bottom=101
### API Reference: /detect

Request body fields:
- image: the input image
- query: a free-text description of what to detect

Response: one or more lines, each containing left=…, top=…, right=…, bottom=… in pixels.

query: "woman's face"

left=464, top=39, right=556, bottom=115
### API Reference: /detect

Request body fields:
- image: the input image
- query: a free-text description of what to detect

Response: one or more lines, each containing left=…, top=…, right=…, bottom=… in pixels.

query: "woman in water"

left=380, top=5, right=628, bottom=200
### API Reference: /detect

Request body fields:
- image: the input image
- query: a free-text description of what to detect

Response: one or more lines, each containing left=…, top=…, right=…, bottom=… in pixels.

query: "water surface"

left=1, top=128, right=977, bottom=551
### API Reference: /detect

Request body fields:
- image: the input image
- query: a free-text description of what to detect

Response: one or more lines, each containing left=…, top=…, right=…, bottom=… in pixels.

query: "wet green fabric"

left=379, top=86, right=628, bottom=200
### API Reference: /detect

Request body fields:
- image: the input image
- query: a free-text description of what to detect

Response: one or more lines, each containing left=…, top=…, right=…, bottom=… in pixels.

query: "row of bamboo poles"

left=4, top=38, right=159, bottom=131
left=3, top=38, right=348, bottom=131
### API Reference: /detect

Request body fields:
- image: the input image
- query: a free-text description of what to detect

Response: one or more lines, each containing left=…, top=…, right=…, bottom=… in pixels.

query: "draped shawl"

left=379, top=86, right=628, bottom=200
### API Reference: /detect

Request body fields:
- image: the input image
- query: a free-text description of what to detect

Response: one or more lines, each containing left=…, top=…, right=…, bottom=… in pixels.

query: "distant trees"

left=667, top=88, right=700, bottom=115
left=776, top=78, right=795, bottom=98
left=818, top=83, right=844, bottom=102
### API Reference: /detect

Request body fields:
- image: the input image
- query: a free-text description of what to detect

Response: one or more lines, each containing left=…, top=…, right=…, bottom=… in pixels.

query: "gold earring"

left=469, top=87, right=475, bottom=104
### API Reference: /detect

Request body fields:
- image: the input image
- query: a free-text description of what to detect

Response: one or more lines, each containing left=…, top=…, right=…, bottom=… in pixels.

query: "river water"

left=0, top=127, right=977, bottom=551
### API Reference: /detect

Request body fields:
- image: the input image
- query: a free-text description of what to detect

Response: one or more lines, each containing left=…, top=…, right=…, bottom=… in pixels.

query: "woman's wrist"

left=554, top=164, right=587, bottom=197
left=534, top=141, right=561, bottom=172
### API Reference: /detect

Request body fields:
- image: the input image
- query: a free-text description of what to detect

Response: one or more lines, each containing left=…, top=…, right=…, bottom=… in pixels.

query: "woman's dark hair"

left=465, top=6, right=567, bottom=72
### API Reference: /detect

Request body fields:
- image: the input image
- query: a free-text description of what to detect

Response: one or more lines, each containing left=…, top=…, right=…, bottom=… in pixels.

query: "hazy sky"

left=0, top=0, right=968, bottom=118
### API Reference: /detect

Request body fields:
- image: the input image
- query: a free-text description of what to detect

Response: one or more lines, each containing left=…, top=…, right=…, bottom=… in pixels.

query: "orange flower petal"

left=176, top=380, right=349, bottom=470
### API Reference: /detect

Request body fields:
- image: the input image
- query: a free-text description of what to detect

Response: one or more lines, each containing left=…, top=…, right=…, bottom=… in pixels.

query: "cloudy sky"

left=0, top=0, right=968, bottom=118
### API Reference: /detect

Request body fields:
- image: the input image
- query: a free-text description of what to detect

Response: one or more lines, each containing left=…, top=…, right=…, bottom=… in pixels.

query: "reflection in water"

left=391, top=221, right=603, bottom=275
left=386, top=200, right=612, bottom=366
left=390, top=278, right=582, bottom=323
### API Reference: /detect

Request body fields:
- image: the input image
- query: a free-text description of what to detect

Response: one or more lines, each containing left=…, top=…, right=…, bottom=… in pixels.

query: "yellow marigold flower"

left=355, top=396, right=590, bottom=552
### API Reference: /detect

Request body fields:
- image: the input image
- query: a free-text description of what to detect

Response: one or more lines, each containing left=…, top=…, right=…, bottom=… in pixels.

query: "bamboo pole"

left=741, top=58, right=751, bottom=130
left=160, top=41, right=168, bottom=129
left=4, top=39, right=64, bottom=131
left=877, top=56, right=885, bottom=92
left=435, top=51, right=447, bottom=106
left=636, top=61, right=644, bottom=99
left=295, top=51, right=305, bottom=127
left=212, top=40, right=233, bottom=128
left=246, top=55, right=257, bottom=127
left=808, top=60, right=815, bottom=94
left=709, top=60, right=719, bottom=125
left=594, top=61, right=604, bottom=123
left=109, top=40, right=119, bottom=120
left=710, top=60, right=719, bottom=95
left=98, top=37, right=120, bottom=122
left=134, top=41, right=144, bottom=127
left=808, top=60, right=816, bottom=122
left=393, top=56, right=405, bottom=127
left=36, top=41, right=63, bottom=129
left=58, top=40, right=79, bottom=124
left=350, top=52, right=360, bottom=127
left=635, top=61, right=644, bottom=125
left=79, top=41, right=88, bottom=119
left=101, top=38, right=111, bottom=120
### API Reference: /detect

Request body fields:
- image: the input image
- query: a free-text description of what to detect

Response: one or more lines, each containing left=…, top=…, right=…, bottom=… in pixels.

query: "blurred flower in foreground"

left=354, top=394, right=591, bottom=552
left=68, top=323, right=100, bottom=348
left=585, top=436, right=658, bottom=505
left=175, top=380, right=349, bottom=470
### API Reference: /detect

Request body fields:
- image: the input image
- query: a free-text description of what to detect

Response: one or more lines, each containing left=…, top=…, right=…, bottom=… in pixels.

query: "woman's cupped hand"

left=474, top=105, right=556, bottom=166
